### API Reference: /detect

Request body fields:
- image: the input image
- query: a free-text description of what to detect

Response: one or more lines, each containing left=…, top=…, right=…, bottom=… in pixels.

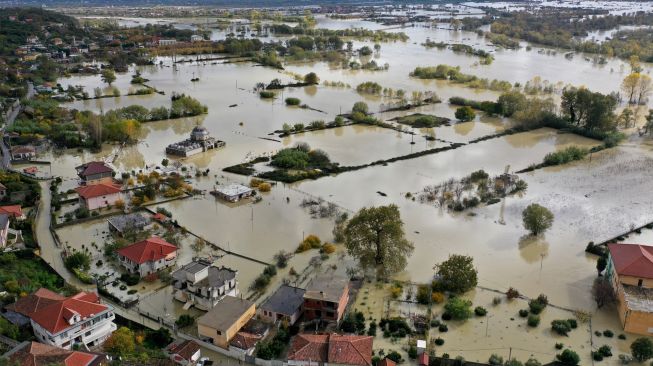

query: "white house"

left=75, top=182, right=122, bottom=211
left=26, top=290, right=116, bottom=350
left=172, top=258, right=238, bottom=311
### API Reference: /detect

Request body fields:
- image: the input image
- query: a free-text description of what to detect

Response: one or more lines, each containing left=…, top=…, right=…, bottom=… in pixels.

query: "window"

left=216, top=330, right=222, bottom=335
left=639, top=279, right=644, bottom=287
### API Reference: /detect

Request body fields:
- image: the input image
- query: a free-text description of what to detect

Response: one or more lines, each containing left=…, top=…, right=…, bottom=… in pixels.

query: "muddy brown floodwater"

left=37, top=12, right=653, bottom=365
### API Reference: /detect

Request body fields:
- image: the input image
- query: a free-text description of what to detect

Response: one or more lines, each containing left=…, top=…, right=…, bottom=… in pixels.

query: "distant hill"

left=0, top=0, right=464, bottom=8
left=0, top=7, right=82, bottom=56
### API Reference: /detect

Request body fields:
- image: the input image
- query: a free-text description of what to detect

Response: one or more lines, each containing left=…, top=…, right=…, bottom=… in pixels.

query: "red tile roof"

left=29, top=291, right=108, bottom=335
left=418, top=352, right=429, bottom=366
left=76, top=162, right=114, bottom=177
left=168, top=340, right=200, bottom=362
left=9, top=341, right=105, bottom=366
left=11, top=145, right=36, bottom=154
left=0, top=205, right=23, bottom=218
left=608, top=243, right=653, bottom=279
left=378, top=357, right=397, bottom=366
left=6, top=288, right=65, bottom=317
left=288, top=334, right=373, bottom=366
left=230, top=332, right=262, bottom=350
left=117, top=236, right=177, bottom=264
left=75, top=183, right=121, bottom=199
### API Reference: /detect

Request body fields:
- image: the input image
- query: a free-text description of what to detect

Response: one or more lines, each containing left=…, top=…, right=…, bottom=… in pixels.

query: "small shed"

left=107, top=213, right=150, bottom=236
left=211, top=184, right=254, bottom=202
left=418, top=352, right=429, bottom=366
left=416, top=339, right=427, bottom=355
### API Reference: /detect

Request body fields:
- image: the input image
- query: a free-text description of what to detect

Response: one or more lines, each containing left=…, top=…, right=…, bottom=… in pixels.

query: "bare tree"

left=592, top=277, right=617, bottom=308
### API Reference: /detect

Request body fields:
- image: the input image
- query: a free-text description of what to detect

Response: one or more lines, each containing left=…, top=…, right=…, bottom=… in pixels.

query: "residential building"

left=303, top=275, right=350, bottom=323
left=229, top=332, right=262, bottom=356
left=75, top=161, right=115, bottom=185
left=0, top=205, right=24, bottom=219
left=287, top=334, right=373, bottom=366
left=21, top=290, right=116, bottom=349
left=117, top=236, right=178, bottom=277
left=4, top=341, right=108, bottom=366
left=211, top=184, right=254, bottom=203
left=259, top=284, right=305, bottom=325
left=190, top=35, right=204, bottom=42
left=172, top=258, right=238, bottom=311
left=607, top=243, right=653, bottom=335
left=159, top=39, right=178, bottom=46
left=197, top=296, right=255, bottom=349
left=75, top=183, right=122, bottom=211
left=107, top=213, right=150, bottom=236
left=167, top=339, right=201, bottom=365
left=4, top=288, right=66, bottom=328
left=10, top=145, right=36, bottom=160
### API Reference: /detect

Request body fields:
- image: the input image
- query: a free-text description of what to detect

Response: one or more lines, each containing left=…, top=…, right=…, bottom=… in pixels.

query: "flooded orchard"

left=30, top=9, right=653, bottom=365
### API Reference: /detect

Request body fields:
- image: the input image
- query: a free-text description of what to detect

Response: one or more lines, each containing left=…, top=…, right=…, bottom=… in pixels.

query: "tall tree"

left=101, top=69, right=117, bottom=86
left=435, top=254, right=478, bottom=293
left=637, top=74, right=652, bottom=104
left=344, top=205, right=414, bottom=278
left=621, top=73, right=640, bottom=104
left=522, top=203, right=554, bottom=235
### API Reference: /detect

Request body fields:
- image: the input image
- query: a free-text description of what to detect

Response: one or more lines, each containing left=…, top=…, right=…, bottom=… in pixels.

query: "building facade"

left=607, top=243, right=653, bottom=335
left=75, top=183, right=122, bottom=211
left=75, top=162, right=115, bottom=185
left=197, top=296, right=255, bottom=349
left=172, top=258, right=238, bottom=311
left=25, top=291, right=116, bottom=350
left=259, top=285, right=306, bottom=325
left=117, top=236, right=178, bottom=277
left=303, top=275, right=350, bottom=323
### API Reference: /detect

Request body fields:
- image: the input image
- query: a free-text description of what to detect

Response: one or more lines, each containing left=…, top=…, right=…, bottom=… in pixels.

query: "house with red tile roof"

left=287, top=334, right=373, bottom=366
left=167, top=339, right=201, bottom=365
left=4, top=341, right=108, bottom=366
left=607, top=243, right=653, bottom=335
left=229, top=331, right=262, bottom=356
left=117, top=236, right=178, bottom=277
left=18, top=289, right=116, bottom=350
left=3, top=288, right=65, bottom=327
left=0, top=205, right=24, bottom=219
left=75, top=162, right=115, bottom=185
left=75, top=183, right=122, bottom=211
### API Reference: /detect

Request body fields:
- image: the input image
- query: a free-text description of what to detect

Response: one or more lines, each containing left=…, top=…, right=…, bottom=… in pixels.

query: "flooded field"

left=27, top=9, right=653, bottom=364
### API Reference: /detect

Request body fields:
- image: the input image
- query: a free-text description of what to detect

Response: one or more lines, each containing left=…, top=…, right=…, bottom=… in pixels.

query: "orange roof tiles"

left=117, top=236, right=177, bottom=264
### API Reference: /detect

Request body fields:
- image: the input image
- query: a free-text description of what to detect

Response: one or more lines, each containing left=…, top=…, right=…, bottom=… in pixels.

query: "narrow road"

left=1, top=82, right=35, bottom=169
left=34, top=181, right=91, bottom=289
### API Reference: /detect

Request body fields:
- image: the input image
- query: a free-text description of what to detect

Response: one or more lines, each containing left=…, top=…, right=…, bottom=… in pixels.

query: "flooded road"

left=30, top=11, right=653, bottom=364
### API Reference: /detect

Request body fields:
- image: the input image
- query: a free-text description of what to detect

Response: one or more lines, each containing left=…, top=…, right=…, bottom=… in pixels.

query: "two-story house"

left=198, top=296, right=255, bottom=349
left=75, top=183, right=122, bottom=211
left=21, top=290, right=116, bottom=350
left=607, top=243, right=653, bottom=335
left=117, top=236, right=178, bottom=277
left=172, top=258, right=238, bottom=311
left=75, top=161, right=115, bottom=185
left=303, top=275, right=350, bottom=323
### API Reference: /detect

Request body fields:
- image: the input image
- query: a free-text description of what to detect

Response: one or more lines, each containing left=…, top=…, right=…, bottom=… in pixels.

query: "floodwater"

left=35, top=11, right=653, bottom=363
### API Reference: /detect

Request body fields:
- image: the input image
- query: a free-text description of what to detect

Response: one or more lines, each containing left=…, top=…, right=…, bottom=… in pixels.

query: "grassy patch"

left=390, top=113, right=450, bottom=128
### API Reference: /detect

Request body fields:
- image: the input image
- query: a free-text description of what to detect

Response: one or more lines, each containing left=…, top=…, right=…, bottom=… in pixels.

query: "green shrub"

left=176, top=314, right=195, bottom=327
left=598, top=345, right=612, bottom=357
left=444, top=297, right=473, bottom=320
left=551, top=320, right=572, bottom=336
left=438, top=324, right=448, bottom=332
left=519, top=309, right=529, bottom=318
left=260, top=91, right=275, bottom=99
left=543, top=146, right=588, bottom=166
left=285, top=97, right=301, bottom=105
left=527, top=315, right=540, bottom=327
left=555, top=343, right=564, bottom=350
left=434, top=337, right=445, bottom=345
left=474, top=306, right=488, bottom=316
left=556, top=349, right=580, bottom=365
left=603, top=330, right=614, bottom=338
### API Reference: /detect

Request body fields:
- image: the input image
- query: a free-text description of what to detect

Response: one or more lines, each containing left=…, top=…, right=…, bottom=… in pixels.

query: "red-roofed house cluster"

left=4, top=288, right=116, bottom=350
left=607, top=243, right=653, bottom=335
left=4, top=341, right=108, bottom=366
left=287, top=333, right=374, bottom=366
